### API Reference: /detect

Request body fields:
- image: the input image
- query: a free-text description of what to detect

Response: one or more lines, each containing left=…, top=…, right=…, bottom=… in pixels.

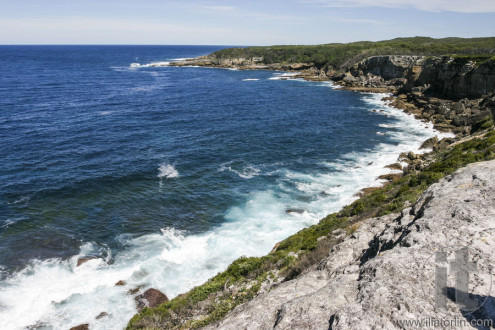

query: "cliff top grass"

left=211, top=36, right=495, bottom=69
left=128, top=128, right=495, bottom=329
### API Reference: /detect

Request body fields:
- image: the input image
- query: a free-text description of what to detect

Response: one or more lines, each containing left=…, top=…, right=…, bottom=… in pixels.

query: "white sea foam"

left=315, top=81, right=342, bottom=89
left=268, top=72, right=299, bottom=80
left=242, top=78, right=260, bottom=81
left=218, top=163, right=261, bottom=179
left=130, top=61, right=170, bottom=68
left=379, top=123, right=400, bottom=128
left=157, top=163, right=179, bottom=179
left=0, top=92, right=454, bottom=330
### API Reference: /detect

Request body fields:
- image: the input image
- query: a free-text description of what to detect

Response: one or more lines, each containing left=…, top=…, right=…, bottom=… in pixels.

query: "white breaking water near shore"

left=0, top=92, right=453, bottom=330
left=130, top=61, right=170, bottom=68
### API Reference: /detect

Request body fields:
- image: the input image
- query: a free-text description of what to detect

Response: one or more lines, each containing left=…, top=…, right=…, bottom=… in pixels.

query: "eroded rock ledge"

left=206, top=160, right=495, bottom=329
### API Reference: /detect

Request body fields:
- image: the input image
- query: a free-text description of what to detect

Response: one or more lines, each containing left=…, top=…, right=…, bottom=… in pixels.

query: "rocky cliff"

left=331, top=55, right=495, bottom=135
left=206, top=160, right=495, bottom=329
left=171, top=55, right=495, bottom=101
left=346, top=55, right=495, bottom=99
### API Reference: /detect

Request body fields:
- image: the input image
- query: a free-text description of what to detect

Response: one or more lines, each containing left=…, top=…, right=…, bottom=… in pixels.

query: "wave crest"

left=158, top=163, right=179, bottom=179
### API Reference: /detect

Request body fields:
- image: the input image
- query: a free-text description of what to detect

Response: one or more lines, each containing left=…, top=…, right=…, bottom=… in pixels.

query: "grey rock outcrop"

left=350, top=56, right=495, bottom=99
left=207, top=160, right=495, bottom=329
left=352, top=55, right=426, bottom=81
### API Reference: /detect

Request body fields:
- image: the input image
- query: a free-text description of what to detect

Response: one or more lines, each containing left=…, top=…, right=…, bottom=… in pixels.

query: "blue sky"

left=0, top=0, right=494, bottom=45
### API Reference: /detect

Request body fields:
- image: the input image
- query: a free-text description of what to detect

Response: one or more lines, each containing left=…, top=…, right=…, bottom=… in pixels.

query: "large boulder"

left=135, top=288, right=169, bottom=311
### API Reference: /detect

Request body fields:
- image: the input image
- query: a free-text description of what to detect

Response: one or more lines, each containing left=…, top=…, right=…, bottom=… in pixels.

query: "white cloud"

left=301, top=0, right=495, bottom=13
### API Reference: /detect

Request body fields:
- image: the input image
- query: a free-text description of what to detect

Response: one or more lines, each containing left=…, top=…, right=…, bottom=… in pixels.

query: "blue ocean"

left=0, top=46, right=447, bottom=329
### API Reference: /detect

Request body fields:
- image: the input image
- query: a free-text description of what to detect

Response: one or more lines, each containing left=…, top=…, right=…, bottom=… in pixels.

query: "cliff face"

left=171, top=55, right=495, bottom=100
left=351, top=55, right=495, bottom=99
left=206, top=160, right=495, bottom=330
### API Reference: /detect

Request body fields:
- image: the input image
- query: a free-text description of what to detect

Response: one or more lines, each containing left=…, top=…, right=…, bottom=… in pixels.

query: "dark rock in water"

left=367, top=161, right=374, bottom=166
left=96, top=312, right=108, bottom=320
left=76, top=257, right=97, bottom=267
left=70, top=324, right=89, bottom=330
left=115, top=280, right=126, bottom=286
left=285, top=208, right=305, bottom=214
left=135, top=288, right=169, bottom=311
left=128, top=285, right=145, bottom=295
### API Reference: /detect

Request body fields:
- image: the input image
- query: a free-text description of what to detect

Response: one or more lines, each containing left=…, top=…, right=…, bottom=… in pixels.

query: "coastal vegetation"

left=128, top=128, right=495, bottom=329
left=211, top=37, right=495, bottom=69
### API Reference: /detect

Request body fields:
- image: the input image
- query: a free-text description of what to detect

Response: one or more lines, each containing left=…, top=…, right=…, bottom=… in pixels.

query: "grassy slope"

left=128, top=128, right=495, bottom=329
left=211, top=37, right=495, bottom=69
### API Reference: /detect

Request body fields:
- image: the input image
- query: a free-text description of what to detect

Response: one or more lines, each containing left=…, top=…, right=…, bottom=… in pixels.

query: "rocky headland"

left=125, top=46, right=495, bottom=329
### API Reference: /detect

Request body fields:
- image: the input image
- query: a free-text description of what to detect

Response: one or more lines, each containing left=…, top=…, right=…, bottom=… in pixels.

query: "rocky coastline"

left=170, top=54, right=495, bottom=138
left=123, top=53, right=495, bottom=329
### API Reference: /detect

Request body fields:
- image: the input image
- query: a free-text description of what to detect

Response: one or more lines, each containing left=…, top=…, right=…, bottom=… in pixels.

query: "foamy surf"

left=218, top=162, right=261, bottom=179
left=130, top=61, right=170, bottom=68
left=0, top=92, right=454, bottom=330
left=158, top=163, right=179, bottom=179
left=268, top=72, right=299, bottom=80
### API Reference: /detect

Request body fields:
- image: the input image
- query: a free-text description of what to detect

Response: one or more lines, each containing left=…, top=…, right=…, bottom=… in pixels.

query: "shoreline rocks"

left=135, top=288, right=169, bottom=311
left=69, top=324, right=89, bottom=330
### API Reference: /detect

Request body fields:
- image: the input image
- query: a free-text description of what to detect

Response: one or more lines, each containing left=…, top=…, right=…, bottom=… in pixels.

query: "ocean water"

left=0, top=46, right=451, bottom=329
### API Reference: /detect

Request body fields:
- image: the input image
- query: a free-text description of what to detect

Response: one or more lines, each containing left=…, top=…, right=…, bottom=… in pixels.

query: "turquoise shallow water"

left=0, top=46, right=447, bottom=329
